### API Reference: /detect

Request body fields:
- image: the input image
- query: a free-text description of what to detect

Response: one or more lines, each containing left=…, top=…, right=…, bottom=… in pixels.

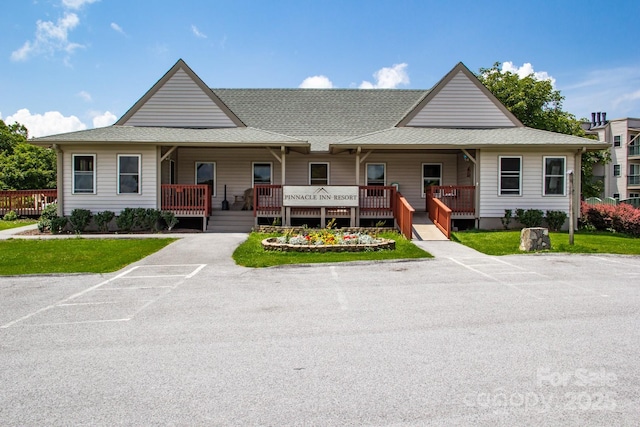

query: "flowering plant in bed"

left=262, top=228, right=395, bottom=253
left=276, top=229, right=383, bottom=246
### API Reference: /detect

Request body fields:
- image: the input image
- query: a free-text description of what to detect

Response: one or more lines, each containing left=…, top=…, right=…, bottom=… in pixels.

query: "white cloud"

left=62, top=0, right=99, bottom=9
left=91, top=111, right=117, bottom=128
left=5, top=109, right=86, bottom=138
left=11, top=12, right=83, bottom=62
left=359, top=63, right=409, bottom=89
left=110, top=22, right=126, bottom=35
left=501, top=61, right=556, bottom=86
left=191, top=25, right=207, bottom=39
left=77, top=91, right=92, bottom=102
left=561, top=65, right=640, bottom=119
left=299, top=75, right=334, bottom=89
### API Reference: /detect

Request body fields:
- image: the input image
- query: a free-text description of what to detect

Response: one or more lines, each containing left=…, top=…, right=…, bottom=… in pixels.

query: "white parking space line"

left=330, top=266, right=349, bottom=310
left=1, top=264, right=207, bottom=329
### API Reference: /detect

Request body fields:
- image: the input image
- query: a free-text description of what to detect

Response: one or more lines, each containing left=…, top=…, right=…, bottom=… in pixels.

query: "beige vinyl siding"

left=122, top=69, right=237, bottom=128
left=174, top=149, right=459, bottom=211
left=406, top=71, right=515, bottom=128
left=177, top=148, right=282, bottom=208
left=62, top=145, right=158, bottom=215
left=456, top=152, right=474, bottom=186
left=479, top=150, right=574, bottom=218
left=357, top=152, right=457, bottom=210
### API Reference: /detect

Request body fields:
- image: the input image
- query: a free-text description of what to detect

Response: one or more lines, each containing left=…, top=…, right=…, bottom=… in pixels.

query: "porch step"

left=206, top=210, right=254, bottom=233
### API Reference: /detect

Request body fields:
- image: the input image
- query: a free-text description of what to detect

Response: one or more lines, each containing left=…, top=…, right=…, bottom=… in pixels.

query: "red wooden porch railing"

left=394, top=192, right=415, bottom=239
left=427, top=195, right=452, bottom=239
left=359, top=185, right=396, bottom=216
left=427, top=185, right=475, bottom=214
left=161, top=184, right=211, bottom=216
left=0, top=189, right=57, bottom=217
left=253, top=185, right=284, bottom=217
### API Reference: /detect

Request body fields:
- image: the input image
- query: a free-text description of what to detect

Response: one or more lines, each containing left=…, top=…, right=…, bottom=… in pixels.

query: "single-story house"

left=31, top=59, right=608, bottom=235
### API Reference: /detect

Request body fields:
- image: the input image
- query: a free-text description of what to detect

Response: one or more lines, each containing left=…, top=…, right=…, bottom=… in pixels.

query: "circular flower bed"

left=262, top=230, right=395, bottom=252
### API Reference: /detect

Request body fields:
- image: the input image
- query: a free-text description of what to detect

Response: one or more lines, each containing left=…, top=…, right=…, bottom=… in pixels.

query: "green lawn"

left=0, top=238, right=177, bottom=275
left=452, top=230, right=640, bottom=256
left=233, top=232, right=432, bottom=268
left=0, top=219, right=37, bottom=231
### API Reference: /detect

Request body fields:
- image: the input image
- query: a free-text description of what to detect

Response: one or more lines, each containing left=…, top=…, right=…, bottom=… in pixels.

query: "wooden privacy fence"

left=0, top=189, right=57, bottom=217
left=161, top=184, right=211, bottom=216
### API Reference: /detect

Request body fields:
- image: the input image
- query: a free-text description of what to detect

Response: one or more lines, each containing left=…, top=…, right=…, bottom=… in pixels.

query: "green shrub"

left=37, top=203, right=59, bottom=232
left=94, top=210, right=115, bottom=233
left=142, top=208, right=162, bottom=231
left=501, top=209, right=512, bottom=229
left=545, top=210, right=568, bottom=231
left=69, top=209, right=92, bottom=233
left=515, top=208, right=544, bottom=228
left=132, top=208, right=148, bottom=230
left=3, top=211, right=18, bottom=221
left=161, top=211, right=178, bottom=231
left=116, top=208, right=136, bottom=232
left=50, top=216, right=68, bottom=234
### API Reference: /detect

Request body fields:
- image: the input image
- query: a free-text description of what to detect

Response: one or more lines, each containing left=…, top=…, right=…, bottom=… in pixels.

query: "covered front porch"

left=160, top=183, right=476, bottom=239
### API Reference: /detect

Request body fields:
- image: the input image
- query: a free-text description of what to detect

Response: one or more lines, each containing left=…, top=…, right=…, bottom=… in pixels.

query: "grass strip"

left=452, top=230, right=640, bottom=256
left=0, top=238, right=177, bottom=275
left=0, top=219, right=37, bottom=231
left=233, top=231, right=432, bottom=268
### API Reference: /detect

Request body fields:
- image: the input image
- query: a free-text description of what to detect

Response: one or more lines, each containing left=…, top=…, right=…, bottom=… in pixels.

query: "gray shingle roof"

left=331, top=127, right=609, bottom=152
left=213, top=88, right=427, bottom=151
left=32, top=125, right=309, bottom=151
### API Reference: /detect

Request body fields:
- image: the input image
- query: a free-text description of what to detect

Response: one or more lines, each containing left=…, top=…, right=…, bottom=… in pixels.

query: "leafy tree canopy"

left=477, top=62, right=609, bottom=197
left=476, top=62, right=585, bottom=136
left=0, top=119, right=56, bottom=190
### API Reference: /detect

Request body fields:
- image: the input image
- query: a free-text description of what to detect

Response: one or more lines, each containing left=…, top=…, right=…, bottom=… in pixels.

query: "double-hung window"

left=72, top=154, right=96, bottom=194
left=118, top=155, right=141, bottom=194
left=613, top=135, right=621, bottom=147
left=253, top=162, right=272, bottom=196
left=309, top=163, right=329, bottom=185
left=613, top=164, right=621, bottom=177
left=366, top=163, right=386, bottom=196
left=195, top=162, right=216, bottom=196
left=543, top=157, right=566, bottom=196
left=422, top=163, right=442, bottom=197
left=499, top=156, right=521, bottom=196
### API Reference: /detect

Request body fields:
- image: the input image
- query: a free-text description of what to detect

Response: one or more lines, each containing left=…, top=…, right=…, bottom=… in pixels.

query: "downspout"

left=575, top=147, right=586, bottom=229
left=355, top=147, right=361, bottom=185
left=53, top=144, right=64, bottom=216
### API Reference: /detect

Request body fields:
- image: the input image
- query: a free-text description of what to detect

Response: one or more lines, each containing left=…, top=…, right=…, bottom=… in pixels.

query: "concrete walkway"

left=411, top=211, right=448, bottom=241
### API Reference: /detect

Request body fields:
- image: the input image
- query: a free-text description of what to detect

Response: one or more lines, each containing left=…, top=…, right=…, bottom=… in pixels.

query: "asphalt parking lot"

left=1, top=234, right=639, bottom=426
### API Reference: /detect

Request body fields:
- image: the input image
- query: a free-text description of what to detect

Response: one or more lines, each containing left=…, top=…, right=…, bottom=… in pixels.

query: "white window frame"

left=613, top=164, right=621, bottom=177
left=72, top=154, right=96, bottom=195
left=195, top=162, right=216, bottom=197
left=309, top=162, right=330, bottom=185
left=498, top=156, right=522, bottom=196
left=117, top=154, right=141, bottom=195
left=252, top=162, right=273, bottom=187
left=543, top=156, right=566, bottom=196
left=613, top=135, right=621, bottom=147
left=366, top=163, right=386, bottom=186
left=421, top=163, right=442, bottom=198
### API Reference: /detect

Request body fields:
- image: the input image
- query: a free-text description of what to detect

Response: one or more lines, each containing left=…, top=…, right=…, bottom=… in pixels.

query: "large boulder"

left=519, top=227, right=551, bottom=251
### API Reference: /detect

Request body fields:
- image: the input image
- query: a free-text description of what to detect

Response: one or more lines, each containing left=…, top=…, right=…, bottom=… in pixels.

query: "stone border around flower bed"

left=261, top=237, right=396, bottom=252
left=255, top=226, right=395, bottom=235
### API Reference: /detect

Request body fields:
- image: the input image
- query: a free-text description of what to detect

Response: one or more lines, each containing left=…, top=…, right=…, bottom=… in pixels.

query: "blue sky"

left=2, top=0, right=639, bottom=137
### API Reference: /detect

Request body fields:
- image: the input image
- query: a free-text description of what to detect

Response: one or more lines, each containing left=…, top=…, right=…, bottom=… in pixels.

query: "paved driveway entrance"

left=0, top=235, right=638, bottom=425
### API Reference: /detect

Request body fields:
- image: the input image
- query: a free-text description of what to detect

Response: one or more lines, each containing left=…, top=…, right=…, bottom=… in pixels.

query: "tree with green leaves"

left=476, top=62, right=609, bottom=197
left=0, top=119, right=56, bottom=190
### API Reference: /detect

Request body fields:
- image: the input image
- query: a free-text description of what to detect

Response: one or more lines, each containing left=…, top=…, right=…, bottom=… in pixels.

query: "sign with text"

left=282, top=186, right=359, bottom=207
